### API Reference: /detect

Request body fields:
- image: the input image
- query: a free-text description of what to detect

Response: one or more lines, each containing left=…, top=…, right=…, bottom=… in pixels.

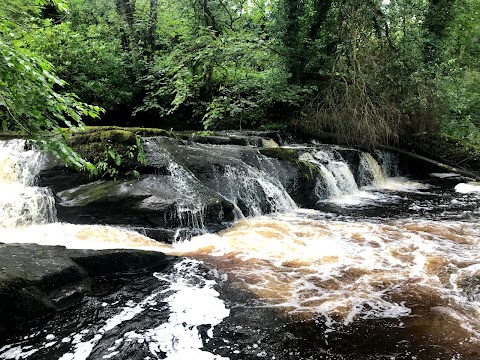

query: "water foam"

left=0, top=259, right=230, bottom=360
left=167, top=212, right=480, bottom=347
left=0, top=140, right=56, bottom=227
left=59, top=259, right=228, bottom=360
left=455, top=182, right=480, bottom=194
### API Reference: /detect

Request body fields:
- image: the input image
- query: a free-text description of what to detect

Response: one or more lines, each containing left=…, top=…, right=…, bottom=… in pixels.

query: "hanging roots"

left=299, top=77, right=402, bottom=148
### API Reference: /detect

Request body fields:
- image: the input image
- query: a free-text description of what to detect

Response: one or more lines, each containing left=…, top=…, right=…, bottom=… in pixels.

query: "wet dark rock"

left=38, top=160, right=89, bottom=194
left=336, top=149, right=365, bottom=185
left=175, top=130, right=282, bottom=147
left=0, top=242, right=174, bottom=337
left=38, top=133, right=332, bottom=235
left=189, top=134, right=235, bottom=146
left=55, top=174, right=235, bottom=229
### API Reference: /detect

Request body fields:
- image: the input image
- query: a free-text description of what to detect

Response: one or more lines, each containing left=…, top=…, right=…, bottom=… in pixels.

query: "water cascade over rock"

left=42, top=134, right=406, bottom=240
left=0, top=140, right=56, bottom=227
left=2, top=133, right=480, bottom=359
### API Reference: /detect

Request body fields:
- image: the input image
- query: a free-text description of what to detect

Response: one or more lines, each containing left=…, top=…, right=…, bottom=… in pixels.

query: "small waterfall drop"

left=359, top=152, right=387, bottom=187
left=145, top=137, right=297, bottom=221
left=0, top=140, right=56, bottom=227
left=299, top=150, right=360, bottom=201
left=374, top=150, right=400, bottom=177
left=312, top=150, right=359, bottom=195
left=214, top=163, right=297, bottom=217
left=167, top=161, right=207, bottom=230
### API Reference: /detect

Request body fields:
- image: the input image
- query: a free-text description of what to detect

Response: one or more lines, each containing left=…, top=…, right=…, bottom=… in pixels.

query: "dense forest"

left=0, top=0, right=479, bottom=172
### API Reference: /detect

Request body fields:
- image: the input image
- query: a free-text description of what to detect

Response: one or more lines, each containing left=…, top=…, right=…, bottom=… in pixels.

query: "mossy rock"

left=69, top=129, right=136, bottom=146
left=67, top=127, right=175, bottom=155
left=74, top=126, right=173, bottom=138
left=259, top=147, right=319, bottom=180
left=297, top=160, right=321, bottom=180
left=259, top=148, right=299, bottom=162
left=67, top=127, right=162, bottom=164
left=68, top=132, right=133, bottom=162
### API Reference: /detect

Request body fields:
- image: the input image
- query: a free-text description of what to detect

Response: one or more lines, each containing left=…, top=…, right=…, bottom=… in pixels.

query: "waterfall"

left=299, top=149, right=361, bottom=201
left=212, top=163, right=297, bottom=217
left=374, top=150, right=400, bottom=177
left=144, top=137, right=297, bottom=221
left=359, top=152, right=387, bottom=187
left=167, top=161, right=208, bottom=230
left=0, top=140, right=56, bottom=227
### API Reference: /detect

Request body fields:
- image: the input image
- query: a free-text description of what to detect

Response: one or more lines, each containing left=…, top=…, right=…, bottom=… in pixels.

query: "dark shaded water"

left=2, top=139, right=480, bottom=359
left=2, top=174, right=480, bottom=360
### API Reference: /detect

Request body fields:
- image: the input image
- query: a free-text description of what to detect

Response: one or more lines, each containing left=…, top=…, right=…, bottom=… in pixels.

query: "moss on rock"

left=67, top=126, right=175, bottom=160
left=259, top=148, right=299, bottom=162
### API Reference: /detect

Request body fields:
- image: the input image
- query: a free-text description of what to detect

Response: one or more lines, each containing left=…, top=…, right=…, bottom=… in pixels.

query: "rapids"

left=1, top=138, right=480, bottom=359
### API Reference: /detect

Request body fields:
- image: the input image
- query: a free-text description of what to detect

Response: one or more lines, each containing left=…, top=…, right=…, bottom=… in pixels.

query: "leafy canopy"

left=0, top=0, right=103, bottom=171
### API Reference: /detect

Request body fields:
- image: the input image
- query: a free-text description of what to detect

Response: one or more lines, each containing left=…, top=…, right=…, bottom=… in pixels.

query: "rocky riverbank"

left=0, top=242, right=174, bottom=338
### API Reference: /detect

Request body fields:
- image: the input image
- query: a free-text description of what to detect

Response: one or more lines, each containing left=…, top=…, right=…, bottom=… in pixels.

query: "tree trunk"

left=148, top=0, right=158, bottom=56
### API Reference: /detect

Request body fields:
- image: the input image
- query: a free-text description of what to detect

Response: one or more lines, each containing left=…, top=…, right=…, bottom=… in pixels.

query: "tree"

left=27, top=21, right=133, bottom=112
left=0, top=0, right=102, bottom=170
left=136, top=0, right=314, bottom=130
left=438, top=0, right=480, bottom=144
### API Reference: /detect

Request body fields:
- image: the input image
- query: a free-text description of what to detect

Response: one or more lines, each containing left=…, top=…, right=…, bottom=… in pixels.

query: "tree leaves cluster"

left=0, top=0, right=102, bottom=171
left=2, top=0, right=479, bottom=152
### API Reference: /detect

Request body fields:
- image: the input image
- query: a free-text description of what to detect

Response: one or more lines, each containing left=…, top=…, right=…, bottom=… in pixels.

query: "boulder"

left=39, top=133, right=330, bottom=234
left=55, top=175, right=235, bottom=230
left=0, top=242, right=174, bottom=337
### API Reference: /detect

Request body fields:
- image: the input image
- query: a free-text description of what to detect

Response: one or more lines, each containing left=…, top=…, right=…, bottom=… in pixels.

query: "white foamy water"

left=165, top=212, right=480, bottom=353
left=55, top=259, right=229, bottom=360
left=0, top=223, right=168, bottom=251
left=431, top=172, right=461, bottom=179
left=455, top=182, right=480, bottom=193
left=0, top=258, right=229, bottom=360
left=123, top=260, right=229, bottom=360
left=0, top=140, right=56, bottom=227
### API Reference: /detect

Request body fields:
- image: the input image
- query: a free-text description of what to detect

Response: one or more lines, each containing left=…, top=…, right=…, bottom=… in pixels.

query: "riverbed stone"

left=0, top=242, right=174, bottom=337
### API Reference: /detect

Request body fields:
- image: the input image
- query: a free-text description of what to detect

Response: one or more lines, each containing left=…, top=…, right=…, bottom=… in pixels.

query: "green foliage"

left=69, top=129, right=147, bottom=180
left=1, top=0, right=477, bottom=164
left=26, top=21, right=133, bottom=111
left=94, top=139, right=145, bottom=180
left=136, top=0, right=314, bottom=130
left=0, top=3, right=103, bottom=171
left=438, top=0, right=480, bottom=146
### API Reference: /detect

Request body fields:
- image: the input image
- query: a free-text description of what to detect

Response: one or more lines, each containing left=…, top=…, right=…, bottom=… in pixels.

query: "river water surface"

left=1, top=140, right=480, bottom=359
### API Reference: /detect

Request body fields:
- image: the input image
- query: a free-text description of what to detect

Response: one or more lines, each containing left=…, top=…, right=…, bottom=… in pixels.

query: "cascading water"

left=2, top=136, right=480, bottom=359
left=166, top=161, right=208, bottom=229
left=144, top=137, right=297, bottom=220
left=303, top=149, right=360, bottom=200
left=0, top=140, right=56, bottom=227
left=358, top=152, right=387, bottom=186
left=212, top=163, right=296, bottom=217
left=374, top=149, right=401, bottom=177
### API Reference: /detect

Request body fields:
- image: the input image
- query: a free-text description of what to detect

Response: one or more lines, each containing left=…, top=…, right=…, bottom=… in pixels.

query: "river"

left=0, top=139, right=480, bottom=359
